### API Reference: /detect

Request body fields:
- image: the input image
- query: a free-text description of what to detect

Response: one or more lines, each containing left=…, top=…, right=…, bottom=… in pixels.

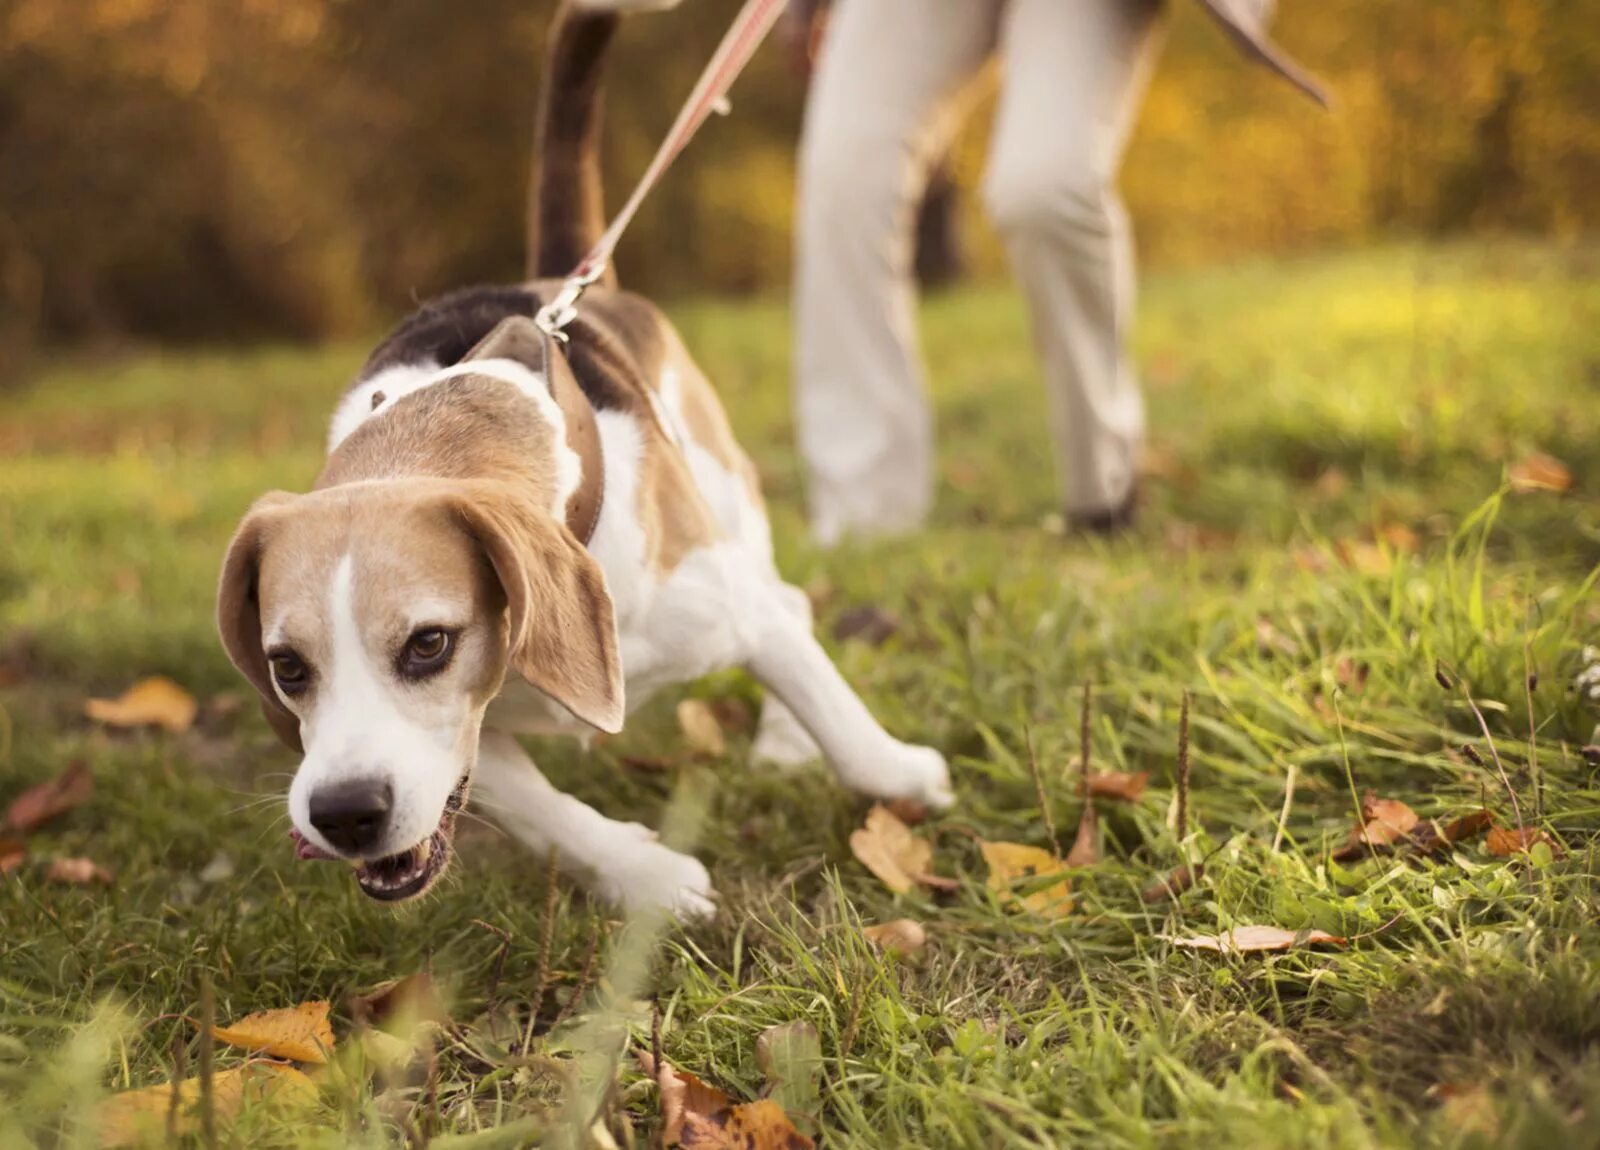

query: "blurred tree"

left=0, top=0, right=1594, bottom=354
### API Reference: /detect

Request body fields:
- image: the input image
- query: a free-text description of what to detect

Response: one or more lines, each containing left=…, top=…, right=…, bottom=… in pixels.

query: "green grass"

left=3, top=240, right=1600, bottom=1148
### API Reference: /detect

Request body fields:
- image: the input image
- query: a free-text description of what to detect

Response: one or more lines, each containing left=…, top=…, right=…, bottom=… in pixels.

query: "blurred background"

left=1, top=0, right=1595, bottom=367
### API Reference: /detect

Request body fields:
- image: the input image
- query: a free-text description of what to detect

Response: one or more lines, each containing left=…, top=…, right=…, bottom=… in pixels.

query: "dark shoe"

left=1068, top=486, right=1138, bottom=537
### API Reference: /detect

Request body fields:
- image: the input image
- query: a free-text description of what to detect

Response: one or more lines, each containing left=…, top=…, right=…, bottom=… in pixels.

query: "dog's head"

left=217, top=477, right=622, bottom=900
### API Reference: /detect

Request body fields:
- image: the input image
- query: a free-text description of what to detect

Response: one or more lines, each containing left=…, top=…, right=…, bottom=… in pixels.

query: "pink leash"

left=535, top=0, right=788, bottom=336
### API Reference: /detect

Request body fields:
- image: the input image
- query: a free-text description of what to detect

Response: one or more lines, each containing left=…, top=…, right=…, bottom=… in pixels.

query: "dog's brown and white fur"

left=216, top=0, right=952, bottom=918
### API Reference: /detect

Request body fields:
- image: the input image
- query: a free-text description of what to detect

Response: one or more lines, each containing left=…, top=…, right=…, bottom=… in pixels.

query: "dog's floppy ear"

left=451, top=482, right=624, bottom=733
left=217, top=492, right=305, bottom=753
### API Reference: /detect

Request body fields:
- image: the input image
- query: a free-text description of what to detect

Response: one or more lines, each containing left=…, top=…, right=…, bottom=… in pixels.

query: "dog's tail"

left=528, top=2, right=621, bottom=284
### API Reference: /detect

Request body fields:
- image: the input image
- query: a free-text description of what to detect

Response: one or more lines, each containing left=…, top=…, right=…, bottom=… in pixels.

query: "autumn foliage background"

left=1, top=0, right=1595, bottom=358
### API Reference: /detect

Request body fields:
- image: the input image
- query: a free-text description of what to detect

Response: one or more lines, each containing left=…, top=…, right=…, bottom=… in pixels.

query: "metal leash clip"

left=534, top=261, right=608, bottom=342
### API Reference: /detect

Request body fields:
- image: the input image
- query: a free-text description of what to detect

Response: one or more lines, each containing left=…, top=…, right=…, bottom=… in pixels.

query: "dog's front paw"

left=843, top=742, right=954, bottom=811
left=595, top=829, right=717, bottom=921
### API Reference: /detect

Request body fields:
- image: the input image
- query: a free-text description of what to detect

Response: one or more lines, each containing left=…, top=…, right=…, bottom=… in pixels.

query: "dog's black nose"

left=307, top=779, right=392, bottom=855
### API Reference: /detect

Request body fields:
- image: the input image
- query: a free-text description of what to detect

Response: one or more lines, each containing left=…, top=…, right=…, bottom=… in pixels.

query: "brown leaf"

left=1313, top=467, right=1349, bottom=499
left=676, top=699, right=726, bottom=757
left=85, top=677, right=198, bottom=733
left=46, top=856, right=113, bottom=885
left=1140, top=863, right=1203, bottom=904
left=348, top=973, right=447, bottom=1032
left=98, top=1062, right=315, bottom=1148
left=0, top=838, right=24, bottom=874
left=1486, top=825, right=1566, bottom=860
left=980, top=840, right=1072, bottom=918
left=1164, top=926, right=1347, bottom=953
left=1290, top=545, right=1330, bottom=574
left=1432, top=1082, right=1499, bottom=1137
left=1086, top=770, right=1149, bottom=803
left=1065, top=801, right=1099, bottom=868
left=1508, top=451, right=1573, bottom=494
left=1335, top=539, right=1393, bottom=577
left=708, top=697, right=755, bottom=735
left=882, top=797, right=929, bottom=826
left=211, top=1000, right=335, bottom=1064
left=1332, top=793, right=1419, bottom=861
left=831, top=604, right=900, bottom=647
left=1376, top=523, right=1419, bottom=553
left=849, top=804, right=949, bottom=894
left=1334, top=657, right=1369, bottom=693
left=755, top=1022, right=822, bottom=1125
left=639, top=1054, right=815, bottom=1149
left=6, top=760, right=93, bottom=833
left=1408, top=810, right=1495, bottom=855
left=861, top=918, right=927, bottom=957
left=620, top=754, right=677, bottom=772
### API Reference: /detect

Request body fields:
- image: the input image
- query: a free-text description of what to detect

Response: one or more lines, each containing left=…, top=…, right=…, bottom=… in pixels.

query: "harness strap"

left=460, top=316, right=606, bottom=545
left=536, top=0, right=786, bottom=338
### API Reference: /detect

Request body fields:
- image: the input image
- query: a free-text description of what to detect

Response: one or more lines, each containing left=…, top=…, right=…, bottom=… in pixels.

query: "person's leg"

left=982, top=0, right=1166, bottom=523
left=794, top=0, right=999, bottom=546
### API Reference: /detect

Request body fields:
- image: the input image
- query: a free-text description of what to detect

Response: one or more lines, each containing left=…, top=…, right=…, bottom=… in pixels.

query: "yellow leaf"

left=980, top=841, right=1072, bottom=918
left=676, top=699, right=726, bottom=756
left=1164, top=926, right=1346, bottom=953
left=211, top=1001, right=334, bottom=1064
left=85, top=677, right=198, bottom=734
left=98, top=1062, right=315, bottom=1148
left=848, top=804, right=947, bottom=894
left=1508, top=451, right=1572, bottom=493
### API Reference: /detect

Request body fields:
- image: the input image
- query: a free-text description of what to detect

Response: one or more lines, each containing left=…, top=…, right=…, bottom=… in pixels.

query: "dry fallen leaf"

left=831, top=604, right=899, bottom=647
left=1377, top=523, right=1419, bottom=553
left=849, top=804, right=952, bottom=893
left=1408, top=810, right=1495, bottom=855
left=211, top=1000, right=335, bottom=1064
left=755, top=1022, right=822, bottom=1128
left=1165, top=926, right=1347, bottom=954
left=980, top=841, right=1072, bottom=918
left=1431, top=1082, right=1500, bottom=1138
left=1486, top=825, right=1567, bottom=860
left=1086, top=770, right=1149, bottom=803
left=0, top=838, right=24, bottom=874
left=47, top=856, right=113, bottom=885
left=882, top=797, right=929, bottom=826
left=861, top=918, right=927, bottom=957
left=6, top=760, right=93, bottom=833
left=1335, top=539, right=1393, bottom=577
left=1065, top=801, right=1099, bottom=868
left=639, top=1053, right=815, bottom=1150
left=676, top=699, right=726, bottom=757
left=1508, top=451, right=1573, bottom=494
left=1332, top=793, right=1420, bottom=861
left=98, top=1062, right=315, bottom=1148
left=85, top=677, right=198, bottom=734
left=349, top=972, right=448, bottom=1032
left=1140, top=863, right=1203, bottom=904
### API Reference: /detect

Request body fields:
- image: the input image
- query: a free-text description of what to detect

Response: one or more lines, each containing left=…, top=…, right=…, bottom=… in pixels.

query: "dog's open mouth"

left=290, top=773, right=470, bottom=903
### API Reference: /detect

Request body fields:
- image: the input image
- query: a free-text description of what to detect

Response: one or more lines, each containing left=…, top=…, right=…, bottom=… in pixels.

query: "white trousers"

left=794, top=0, right=1166, bottom=544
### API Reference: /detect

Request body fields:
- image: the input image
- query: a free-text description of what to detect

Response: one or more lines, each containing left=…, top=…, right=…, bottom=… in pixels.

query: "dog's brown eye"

left=268, top=651, right=311, bottom=697
left=399, top=628, right=454, bottom=678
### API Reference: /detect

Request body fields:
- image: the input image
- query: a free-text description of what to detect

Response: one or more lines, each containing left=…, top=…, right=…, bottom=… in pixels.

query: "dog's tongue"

left=289, top=828, right=339, bottom=861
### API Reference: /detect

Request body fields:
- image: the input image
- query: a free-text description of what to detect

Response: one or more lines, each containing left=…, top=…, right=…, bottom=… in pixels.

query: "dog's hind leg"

left=473, top=730, right=716, bottom=920
left=749, top=582, right=825, bottom=770
left=742, top=588, right=953, bottom=809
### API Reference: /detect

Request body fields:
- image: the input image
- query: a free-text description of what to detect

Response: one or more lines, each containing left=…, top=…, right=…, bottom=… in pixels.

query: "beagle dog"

left=216, top=0, right=952, bottom=918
